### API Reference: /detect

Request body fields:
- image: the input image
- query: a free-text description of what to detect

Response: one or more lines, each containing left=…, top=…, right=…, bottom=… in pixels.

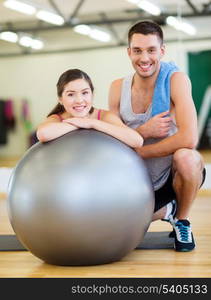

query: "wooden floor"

left=0, top=151, right=211, bottom=278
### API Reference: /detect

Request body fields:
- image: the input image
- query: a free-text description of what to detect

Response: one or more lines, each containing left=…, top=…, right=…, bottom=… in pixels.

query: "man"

left=108, top=21, right=205, bottom=252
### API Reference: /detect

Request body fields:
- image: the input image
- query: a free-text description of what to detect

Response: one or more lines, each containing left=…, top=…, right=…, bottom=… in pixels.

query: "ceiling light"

left=126, top=0, right=161, bottom=16
left=3, top=0, right=36, bottom=15
left=19, top=35, right=44, bottom=49
left=36, top=10, right=64, bottom=26
left=181, top=22, right=196, bottom=36
left=19, top=35, right=33, bottom=47
left=30, top=38, right=43, bottom=50
left=89, top=28, right=111, bottom=42
left=74, top=24, right=111, bottom=43
left=73, top=25, right=92, bottom=35
left=166, top=16, right=181, bottom=29
left=166, top=16, right=196, bottom=36
left=0, top=31, right=18, bottom=43
left=138, top=1, right=161, bottom=15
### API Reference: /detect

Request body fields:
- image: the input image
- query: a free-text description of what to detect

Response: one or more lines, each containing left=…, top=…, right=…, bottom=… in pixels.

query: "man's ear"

left=160, top=43, right=165, bottom=57
left=127, top=47, right=131, bottom=57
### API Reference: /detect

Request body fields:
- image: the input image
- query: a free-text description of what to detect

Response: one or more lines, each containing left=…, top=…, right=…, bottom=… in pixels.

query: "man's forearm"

left=136, top=132, right=197, bottom=159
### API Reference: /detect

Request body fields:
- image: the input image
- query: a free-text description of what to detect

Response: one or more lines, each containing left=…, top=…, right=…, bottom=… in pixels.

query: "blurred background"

left=0, top=0, right=210, bottom=193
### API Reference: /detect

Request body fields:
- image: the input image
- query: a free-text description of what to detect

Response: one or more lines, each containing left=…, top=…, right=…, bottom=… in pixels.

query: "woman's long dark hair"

left=47, top=69, right=94, bottom=117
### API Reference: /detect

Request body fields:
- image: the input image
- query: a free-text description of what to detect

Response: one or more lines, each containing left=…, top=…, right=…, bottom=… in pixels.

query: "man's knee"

left=173, top=148, right=203, bottom=174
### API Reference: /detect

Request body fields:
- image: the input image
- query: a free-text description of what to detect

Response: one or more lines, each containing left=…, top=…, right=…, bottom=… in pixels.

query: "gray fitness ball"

left=7, top=129, right=154, bottom=266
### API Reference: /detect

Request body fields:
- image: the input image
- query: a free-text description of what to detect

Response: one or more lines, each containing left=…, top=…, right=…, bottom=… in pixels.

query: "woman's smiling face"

left=60, top=78, right=93, bottom=117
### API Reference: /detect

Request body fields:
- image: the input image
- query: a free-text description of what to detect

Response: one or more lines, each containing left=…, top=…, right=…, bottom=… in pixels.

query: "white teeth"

left=140, top=65, right=150, bottom=68
left=73, top=106, right=86, bottom=111
left=138, top=64, right=151, bottom=71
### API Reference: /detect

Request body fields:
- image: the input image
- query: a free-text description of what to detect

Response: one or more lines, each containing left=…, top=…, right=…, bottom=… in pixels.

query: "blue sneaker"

left=173, top=219, right=195, bottom=252
left=169, top=230, right=175, bottom=238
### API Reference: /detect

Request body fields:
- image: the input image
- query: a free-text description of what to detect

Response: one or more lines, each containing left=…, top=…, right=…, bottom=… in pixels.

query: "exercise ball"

left=7, top=129, right=154, bottom=266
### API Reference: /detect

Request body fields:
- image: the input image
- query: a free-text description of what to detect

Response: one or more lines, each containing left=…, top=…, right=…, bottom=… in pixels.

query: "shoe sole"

left=174, top=244, right=195, bottom=252
left=175, top=248, right=195, bottom=252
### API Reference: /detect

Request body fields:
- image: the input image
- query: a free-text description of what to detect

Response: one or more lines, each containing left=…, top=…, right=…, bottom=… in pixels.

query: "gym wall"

left=0, top=39, right=210, bottom=157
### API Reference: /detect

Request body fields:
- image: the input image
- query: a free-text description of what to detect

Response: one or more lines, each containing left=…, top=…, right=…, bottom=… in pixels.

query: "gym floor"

left=0, top=151, right=210, bottom=278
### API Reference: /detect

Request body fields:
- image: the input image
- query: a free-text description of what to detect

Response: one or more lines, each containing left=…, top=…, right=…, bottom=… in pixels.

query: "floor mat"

left=0, top=231, right=174, bottom=251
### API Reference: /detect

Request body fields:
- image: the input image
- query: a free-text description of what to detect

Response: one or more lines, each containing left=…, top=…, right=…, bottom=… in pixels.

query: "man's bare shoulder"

left=110, top=78, right=124, bottom=89
left=170, top=71, right=193, bottom=108
left=171, top=71, right=191, bottom=85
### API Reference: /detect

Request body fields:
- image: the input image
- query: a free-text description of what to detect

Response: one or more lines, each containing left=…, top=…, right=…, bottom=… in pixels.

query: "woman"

left=37, top=68, right=143, bottom=148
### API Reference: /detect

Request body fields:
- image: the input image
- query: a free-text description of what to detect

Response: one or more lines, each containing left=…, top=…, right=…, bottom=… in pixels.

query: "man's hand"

left=137, top=111, right=172, bottom=139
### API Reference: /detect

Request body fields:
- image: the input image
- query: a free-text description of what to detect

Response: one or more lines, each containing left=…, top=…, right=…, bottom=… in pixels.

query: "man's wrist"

left=136, top=124, right=149, bottom=139
left=135, top=146, right=146, bottom=158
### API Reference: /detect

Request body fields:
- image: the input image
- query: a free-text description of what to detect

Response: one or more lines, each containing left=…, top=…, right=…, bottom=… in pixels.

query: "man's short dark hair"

left=128, top=21, right=164, bottom=45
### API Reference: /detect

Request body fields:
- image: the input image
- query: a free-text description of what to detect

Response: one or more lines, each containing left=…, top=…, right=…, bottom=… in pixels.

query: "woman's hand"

left=63, top=118, right=94, bottom=129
